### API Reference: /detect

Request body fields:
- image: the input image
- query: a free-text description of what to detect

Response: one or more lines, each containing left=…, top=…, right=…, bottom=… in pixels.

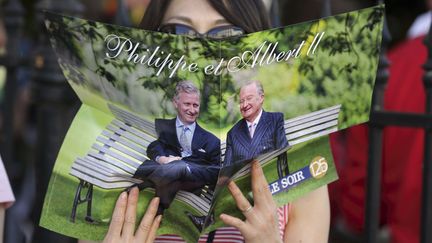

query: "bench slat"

left=284, top=105, right=341, bottom=125
left=88, top=151, right=137, bottom=174
left=113, top=112, right=156, bottom=135
left=97, top=136, right=147, bottom=162
left=109, top=105, right=157, bottom=137
left=80, top=156, right=133, bottom=177
left=176, top=191, right=210, bottom=214
left=74, top=157, right=118, bottom=176
left=101, top=130, right=148, bottom=157
left=287, top=120, right=338, bottom=141
left=285, top=113, right=339, bottom=134
left=70, top=169, right=140, bottom=189
left=92, top=144, right=141, bottom=168
left=112, top=119, right=157, bottom=142
left=289, top=127, right=338, bottom=146
left=106, top=125, right=151, bottom=149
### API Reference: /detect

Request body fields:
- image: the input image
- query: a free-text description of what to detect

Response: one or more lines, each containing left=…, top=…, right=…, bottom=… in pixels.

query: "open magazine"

left=40, top=5, right=384, bottom=242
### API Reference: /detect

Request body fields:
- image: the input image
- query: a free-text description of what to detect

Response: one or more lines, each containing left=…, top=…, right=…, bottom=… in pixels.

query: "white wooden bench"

left=69, top=104, right=341, bottom=222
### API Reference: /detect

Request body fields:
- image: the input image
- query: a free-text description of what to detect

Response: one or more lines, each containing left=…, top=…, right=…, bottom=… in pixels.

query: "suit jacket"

left=147, top=118, right=221, bottom=167
left=224, top=111, right=288, bottom=166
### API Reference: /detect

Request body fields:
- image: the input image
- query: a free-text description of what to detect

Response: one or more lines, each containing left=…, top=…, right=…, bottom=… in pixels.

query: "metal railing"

left=365, top=3, right=432, bottom=243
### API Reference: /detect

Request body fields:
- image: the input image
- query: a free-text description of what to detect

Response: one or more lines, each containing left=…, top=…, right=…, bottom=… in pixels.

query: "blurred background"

left=0, top=0, right=431, bottom=243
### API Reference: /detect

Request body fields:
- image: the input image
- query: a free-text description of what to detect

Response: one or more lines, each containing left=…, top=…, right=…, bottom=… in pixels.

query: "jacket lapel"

left=157, top=118, right=181, bottom=149
left=250, top=111, right=270, bottom=155
left=236, top=119, right=253, bottom=150
left=191, top=123, right=206, bottom=151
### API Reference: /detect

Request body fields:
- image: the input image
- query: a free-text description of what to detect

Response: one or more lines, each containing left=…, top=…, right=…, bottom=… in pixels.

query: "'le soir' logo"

left=309, top=156, right=328, bottom=179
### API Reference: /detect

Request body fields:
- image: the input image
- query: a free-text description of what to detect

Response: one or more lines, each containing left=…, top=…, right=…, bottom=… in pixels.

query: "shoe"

left=156, top=205, right=165, bottom=216
left=185, top=212, right=215, bottom=231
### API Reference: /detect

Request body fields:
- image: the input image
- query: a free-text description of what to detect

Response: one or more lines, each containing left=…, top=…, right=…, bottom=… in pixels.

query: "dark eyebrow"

left=164, top=16, right=231, bottom=27
left=164, top=16, right=193, bottom=25
left=214, top=18, right=231, bottom=26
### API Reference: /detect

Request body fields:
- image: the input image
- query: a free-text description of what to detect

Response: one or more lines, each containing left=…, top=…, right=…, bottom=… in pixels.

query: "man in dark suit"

left=133, top=81, right=220, bottom=214
left=224, top=80, right=289, bottom=175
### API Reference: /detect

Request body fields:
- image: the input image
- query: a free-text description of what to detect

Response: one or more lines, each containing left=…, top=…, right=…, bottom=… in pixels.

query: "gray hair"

left=240, top=80, right=264, bottom=96
left=174, top=81, right=200, bottom=100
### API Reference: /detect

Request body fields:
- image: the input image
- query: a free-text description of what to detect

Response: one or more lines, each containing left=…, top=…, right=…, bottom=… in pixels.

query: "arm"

left=146, top=140, right=166, bottom=161
left=147, top=141, right=181, bottom=164
left=283, top=185, right=330, bottom=243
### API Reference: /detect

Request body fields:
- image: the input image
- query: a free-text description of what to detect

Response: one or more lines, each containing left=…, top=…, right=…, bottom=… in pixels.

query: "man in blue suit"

left=133, top=81, right=220, bottom=214
left=224, top=80, right=289, bottom=176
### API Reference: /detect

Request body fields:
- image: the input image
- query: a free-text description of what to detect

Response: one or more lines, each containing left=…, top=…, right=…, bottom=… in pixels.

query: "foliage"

left=45, top=5, right=383, bottom=131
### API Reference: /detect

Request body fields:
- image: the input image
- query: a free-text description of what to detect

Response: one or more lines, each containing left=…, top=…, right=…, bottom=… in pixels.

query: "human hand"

left=220, top=160, right=282, bottom=243
left=103, top=187, right=162, bottom=243
left=0, top=202, right=13, bottom=209
left=157, top=155, right=181, bottom=164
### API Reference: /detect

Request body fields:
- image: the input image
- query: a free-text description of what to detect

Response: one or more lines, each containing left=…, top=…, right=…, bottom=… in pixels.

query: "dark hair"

left=139, top=0, right=271, bottom=33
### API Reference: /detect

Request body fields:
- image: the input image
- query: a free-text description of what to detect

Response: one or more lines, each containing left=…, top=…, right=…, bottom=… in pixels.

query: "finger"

left=122, top=187, right=139, bottom=238
left=220, top=213, right=247, bottom=234
left=106, top=192, right=128, bottom=237
left=251, top=160, right=272, bottom=206
left=136, top=197, right=160, bottom=240
left=145, top=215, right=162, bottom=243
left=227, top=181, right=253, bottom=216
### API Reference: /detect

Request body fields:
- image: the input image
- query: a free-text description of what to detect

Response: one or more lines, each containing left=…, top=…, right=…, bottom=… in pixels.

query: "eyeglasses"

left=158, top=23, right=245, bottom=39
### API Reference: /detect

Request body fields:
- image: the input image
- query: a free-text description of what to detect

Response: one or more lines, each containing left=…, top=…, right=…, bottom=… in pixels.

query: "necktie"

left=249, top=123, right=256, bottom=138
left=179, top=125, right=192, bottom=156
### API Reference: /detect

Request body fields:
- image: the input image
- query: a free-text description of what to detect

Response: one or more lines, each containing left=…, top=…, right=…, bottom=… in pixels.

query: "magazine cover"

left=39, top=5, right=384, bottom=242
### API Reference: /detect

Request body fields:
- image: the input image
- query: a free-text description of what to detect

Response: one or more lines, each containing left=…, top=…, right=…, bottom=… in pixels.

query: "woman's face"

left=161, top=0, right=231, bottom=34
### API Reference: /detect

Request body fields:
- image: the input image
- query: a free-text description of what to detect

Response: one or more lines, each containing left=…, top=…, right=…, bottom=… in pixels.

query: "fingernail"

left=156, top=215, right=163, bottom=224
left=120, top=192, right=127, bottom=199
left=152, top=197, right=160, bottom=205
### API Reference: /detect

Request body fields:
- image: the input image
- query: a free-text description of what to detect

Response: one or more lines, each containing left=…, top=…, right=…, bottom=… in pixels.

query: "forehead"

left=240, top=83, right=258, bottom=97
left=162, top=0, right=229, bottom=28
left=178, top=91, right=200, bottom=102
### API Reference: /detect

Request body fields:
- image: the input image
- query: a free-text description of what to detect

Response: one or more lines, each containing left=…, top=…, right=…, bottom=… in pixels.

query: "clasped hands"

left=103, top=160, right=282, bottom=243
left=156, top=155, right=182, bottom=164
